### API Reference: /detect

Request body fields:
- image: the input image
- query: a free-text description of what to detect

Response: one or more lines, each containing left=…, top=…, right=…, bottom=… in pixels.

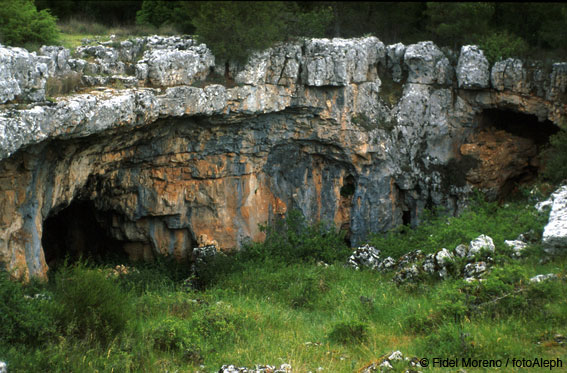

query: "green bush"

left=542, top=129, right=567, bottom=184
left=0, top=0, right=59, bottom=47
left=0, top=271, right=56, bottom=346
left=479, top=31, right=529, bottom=64
left=192, top=1, right=289, bottom=63
left=53, top=263, right=133, bottom=344
left=241, top=210, right=350, bottom=264
left=328, top=320, right=368, bottom=344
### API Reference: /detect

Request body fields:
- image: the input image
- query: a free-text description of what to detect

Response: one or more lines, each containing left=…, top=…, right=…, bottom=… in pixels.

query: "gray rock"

left=504, top=239, right=528, bottom=257
left=0, top=46, right=48, bottom=103
left=468, top=235, right=495, bottom=258
left=464, top=261, right=488, bottom=281
left=456, top=45, right=489, bottom=89
left=529, top=273, right=557, bottom=283
left=454, top=244, right=468, bottom=258
left=218, top=364, right=291, bottom=373
left=393, top=264, right=420, bottom=284
left=548, top=63, right=567, bottom=101
left=136, top=44, right=215, bottom=86
left=301, top=37, right=384, bottom=86
left=386, top=43, right=406, bottom=82
left=541, top=186, right=567, bottom=253
left=491, top=58, right=530, bottom=93
left=404, top=41, right=452, bottom=85
left=347, top=244, right=382, bottom=270
left=234, top=44, right=301, bottom=86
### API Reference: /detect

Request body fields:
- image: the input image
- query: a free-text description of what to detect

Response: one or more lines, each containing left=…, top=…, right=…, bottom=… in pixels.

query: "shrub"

left=541, top=129, right=567, bottom=185
left=53, top=263, right=133, bottom=344
left=0, top=271, right=56, bottom=346
left=0, top=0, right=59, bottom=47
left=328, top=320, right=368, bottom=344
left=192, top=1, right=289, bottom=63
left=241, top=209, right=350, bottom=264
left=479, top=30, right=529, bottom=64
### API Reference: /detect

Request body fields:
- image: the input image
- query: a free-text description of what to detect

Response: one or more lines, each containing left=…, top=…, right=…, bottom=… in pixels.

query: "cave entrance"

left=42, top=199, right=128, bottom=270
left=479, top=109, right=558, bottom=145
left=463, top=108, right=559, bottom=199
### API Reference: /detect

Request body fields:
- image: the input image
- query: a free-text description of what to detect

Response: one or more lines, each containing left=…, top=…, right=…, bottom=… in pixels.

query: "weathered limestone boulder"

left=386, top=42, right=406, bottom=82
left=234, top=44, right=301, bottom=86
left=0, top=46, right=48, bottom=103
left=301, top=37, right=384, bottom=86
left=491, top=58, right=530, bottom=94
left=457, top=45, right=490, bottom=89
left=404, top=41, right=452, bottom=85
left=540, top=186, right=567, bottom=253
left=135, top=44, right=215, bottom=86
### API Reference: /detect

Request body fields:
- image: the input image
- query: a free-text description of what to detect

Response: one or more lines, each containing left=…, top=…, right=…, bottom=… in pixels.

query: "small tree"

left=0, top=0, right=59, bottom=47
left=192, top=1, right=289, bottom=63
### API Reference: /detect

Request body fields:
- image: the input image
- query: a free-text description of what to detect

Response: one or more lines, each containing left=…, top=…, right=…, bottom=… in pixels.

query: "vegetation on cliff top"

left=2, top=1, right=566, bottom=64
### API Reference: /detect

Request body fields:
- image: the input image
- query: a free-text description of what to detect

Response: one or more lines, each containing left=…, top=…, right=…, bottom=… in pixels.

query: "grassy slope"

left=1, top=193, right=566, bottom=372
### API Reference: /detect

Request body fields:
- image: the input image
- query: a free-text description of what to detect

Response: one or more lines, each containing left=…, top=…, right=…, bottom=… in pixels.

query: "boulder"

left=301, top=37, right=385, bottom=86
left=540, top=186, right=567, bottom=253
left=404, top=41, right=452, bottom=85
left=468, top=234, right=495, bottom=258
left=456, top=45, right=489, bottom=89
left=136, top=44, right=215, bottom=86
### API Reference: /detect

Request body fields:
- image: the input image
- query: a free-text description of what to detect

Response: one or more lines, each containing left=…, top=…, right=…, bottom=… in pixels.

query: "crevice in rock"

left=42, top=199, right=129, bottom=270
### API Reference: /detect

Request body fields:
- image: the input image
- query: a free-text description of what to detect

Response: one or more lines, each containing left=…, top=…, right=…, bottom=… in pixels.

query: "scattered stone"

left=463, top=262, right=488, bottom=281
left=468, top=235, right=495, bottom=258
left=540, top=186, right=567, bottom=253
left=347, top=244, right=382, bottom=270
left=218, top=364, right=291, bottom=373
left=529, top=273, right=558, bottom=283
left=454, top=244, right=468, bottom=258
left=504, top=239, right=528, bottom=257
left=393, top=264, right=420, bottom=284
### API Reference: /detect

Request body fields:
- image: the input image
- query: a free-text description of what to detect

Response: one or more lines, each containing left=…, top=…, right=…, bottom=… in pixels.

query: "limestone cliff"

left=0, top=36, right=565, bottom=280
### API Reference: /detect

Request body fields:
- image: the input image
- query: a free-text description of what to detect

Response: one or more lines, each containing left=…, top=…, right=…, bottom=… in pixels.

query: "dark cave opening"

left=471, top=109, right=560, bottom=198
left=42, top=199, right=128, bottom=269
left=479, top=109, right=558, bottom=145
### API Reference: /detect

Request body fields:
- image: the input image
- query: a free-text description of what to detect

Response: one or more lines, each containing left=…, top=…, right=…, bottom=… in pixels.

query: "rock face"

left=0, top=36, right=565, bottom=280
left=539, top=186, right=567, bottom=253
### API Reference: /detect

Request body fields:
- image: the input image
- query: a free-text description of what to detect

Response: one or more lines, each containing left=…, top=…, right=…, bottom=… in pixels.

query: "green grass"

left=1, top=191, right=566, bottom=372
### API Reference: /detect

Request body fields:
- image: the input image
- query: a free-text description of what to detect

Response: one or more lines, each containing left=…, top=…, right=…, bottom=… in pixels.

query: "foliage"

left=0, top=0, right=59, bottom=47
left=328, top=320, right=368, bottom=344
left=479, top=30, right=529, bottom=64
left=541, top=129, right=567, bottom=184
left=241, top=209, right=350, bottom=264
left=0, top=271, right=56, bottom=346
left=53, top=262, right=133, bottom=344
left=191, top=1, right=288, bottom=63
left=425, top=2, right=495, bottom=49
left=368, top=191, right=546, bottom=259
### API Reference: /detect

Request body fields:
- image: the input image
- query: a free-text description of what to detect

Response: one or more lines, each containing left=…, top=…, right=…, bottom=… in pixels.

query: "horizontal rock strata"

left=0, top=36, right=565, bottom=279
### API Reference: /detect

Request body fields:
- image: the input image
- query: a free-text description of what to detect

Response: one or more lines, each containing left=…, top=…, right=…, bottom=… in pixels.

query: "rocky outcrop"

left=538, top=186, right=567, bottom=253
left=0, top=35, right=565, bottom=280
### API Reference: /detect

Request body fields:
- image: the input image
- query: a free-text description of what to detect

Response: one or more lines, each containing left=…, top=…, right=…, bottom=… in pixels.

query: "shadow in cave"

left=42, top=199, right=129, bottom=271
left=479, top=109, right=558, bottom=145
left=475, top=108, right=559, bottom=199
